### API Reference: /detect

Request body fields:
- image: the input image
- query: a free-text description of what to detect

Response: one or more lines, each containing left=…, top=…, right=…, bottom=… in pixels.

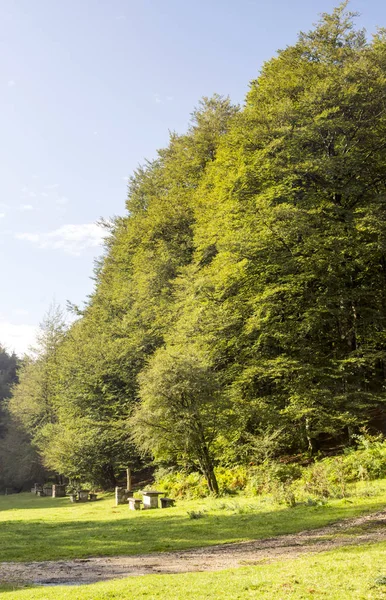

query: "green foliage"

left=245, top=462, right=304, bottom=498
left=6, top=7, right=386, bottom=489
left=155, top=470, right=208, bottom=499
left=156, top=437, right=386, bottom=502
left=0, top=345, right=46, bottom=491
left=187, top=510, right=206, bottom=519
left=0, top=345, right=18, bottom=440
left=155, top=466, right=249, bottom=499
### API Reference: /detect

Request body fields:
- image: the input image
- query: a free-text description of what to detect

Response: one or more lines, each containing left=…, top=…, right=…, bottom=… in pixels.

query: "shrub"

left=154, top=435, right=386, bottom=502
left=245, top=461, right=303, bottom=496
left=155, top=469, right=208, bottom=499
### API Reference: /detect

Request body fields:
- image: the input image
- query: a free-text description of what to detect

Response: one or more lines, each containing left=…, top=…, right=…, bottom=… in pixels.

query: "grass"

left=2, top=541, right=386, bottom=598
left=0, top=479, right=386, bottom=563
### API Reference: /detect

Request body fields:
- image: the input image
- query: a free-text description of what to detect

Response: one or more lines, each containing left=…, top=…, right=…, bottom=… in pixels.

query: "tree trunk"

left=204, top=465, right=219, bottom=495
left=199, top=444, right=219, bottom=495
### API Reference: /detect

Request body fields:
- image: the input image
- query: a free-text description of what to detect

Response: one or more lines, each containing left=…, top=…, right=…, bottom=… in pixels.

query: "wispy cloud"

left=19, top=204, right=34, bottom=211
left=21, top=186, right=37, bottom=198
left=7, top=79, right=15, bottom=88
left=153, top=93, right=174, bottom=104
left=0, top=213, right=6, bottom=219
left=15, top=223, right=106, bottom=256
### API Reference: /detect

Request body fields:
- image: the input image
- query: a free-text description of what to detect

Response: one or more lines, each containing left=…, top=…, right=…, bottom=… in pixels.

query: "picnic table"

left=141, top=490, right=165, bottom=509
left=69, top=491, right=98, bottom=503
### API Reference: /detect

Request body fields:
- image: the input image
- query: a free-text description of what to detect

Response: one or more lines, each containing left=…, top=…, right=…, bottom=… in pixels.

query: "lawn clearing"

left=2, top=541, right=386, bottom=599
left=1, top=479, right=386, bottom=563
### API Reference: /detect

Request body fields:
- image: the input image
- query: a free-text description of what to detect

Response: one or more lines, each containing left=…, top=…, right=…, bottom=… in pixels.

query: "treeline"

left=4, top=4, right=386, bottom=493
left=0, top=346, right=46, bottom=490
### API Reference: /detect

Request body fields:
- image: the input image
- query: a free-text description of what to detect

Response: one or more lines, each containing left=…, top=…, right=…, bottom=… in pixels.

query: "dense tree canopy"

left=0, top=346, right=18, bottom=438
left=5, top=4, right=386, bottom=492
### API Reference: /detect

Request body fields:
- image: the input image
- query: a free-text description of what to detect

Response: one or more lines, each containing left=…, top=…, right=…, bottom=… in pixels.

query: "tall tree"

left=8, top=304, right=66, bottom=452
left=187, top=3, right=386, bottom=452
left=0, top=345, right=18, bottom=438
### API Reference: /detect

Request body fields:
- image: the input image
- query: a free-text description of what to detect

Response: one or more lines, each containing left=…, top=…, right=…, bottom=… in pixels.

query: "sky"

left=1, top=0, right=386, bottom=356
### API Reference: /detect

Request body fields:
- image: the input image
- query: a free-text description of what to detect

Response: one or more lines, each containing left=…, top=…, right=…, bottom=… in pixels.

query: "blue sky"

left=1, top=0, right=385, bottom=355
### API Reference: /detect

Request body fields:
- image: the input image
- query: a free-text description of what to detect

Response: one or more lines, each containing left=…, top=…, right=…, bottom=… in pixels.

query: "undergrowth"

left=155, top=433, right=386, bottom=505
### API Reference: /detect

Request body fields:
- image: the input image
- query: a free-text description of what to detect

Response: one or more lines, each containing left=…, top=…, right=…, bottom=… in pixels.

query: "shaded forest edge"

left=2, top=3, right=386, bottom=496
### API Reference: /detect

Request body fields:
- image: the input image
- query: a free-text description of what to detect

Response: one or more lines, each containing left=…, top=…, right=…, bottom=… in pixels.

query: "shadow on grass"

left=1, top=496, right=385, bottom=563
left=0, top=585, right=37, bottom=596
left=0, top=495, right=70, bottom=512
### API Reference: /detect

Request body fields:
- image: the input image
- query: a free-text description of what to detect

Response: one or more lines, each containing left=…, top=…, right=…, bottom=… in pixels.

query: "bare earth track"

left=1, top=509, right=386, bottom=586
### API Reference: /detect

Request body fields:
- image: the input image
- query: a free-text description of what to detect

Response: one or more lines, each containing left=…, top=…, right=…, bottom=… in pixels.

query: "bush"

left=245, top=461, right=303, bottom=496
left=215, top=466, right=249, bottom=494
left=154, top=435, right=386, bottom=501
left=155, top=469, right=208, bottom=499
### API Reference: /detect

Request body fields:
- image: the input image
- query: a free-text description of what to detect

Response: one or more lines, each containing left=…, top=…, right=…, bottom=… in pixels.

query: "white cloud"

left=15, top=223, right=106, bottom=255
left=45, top=184, right=59, bottom=189
left=0, top=321, right=38, bottom=356
left=154, top=93, right=174, bottom=104
left=7, top=79, right=15, bottom=88
left=12, top=309, right=29, bottom=317
left=19, top=204, right=34, bottom=211
left=20, top=186, right=36, bottom=198
left=0, top=213, right=5, bottom=219
left=41, top=192, right=49, bottom=198
left=56, top=196, right=69, bottom=206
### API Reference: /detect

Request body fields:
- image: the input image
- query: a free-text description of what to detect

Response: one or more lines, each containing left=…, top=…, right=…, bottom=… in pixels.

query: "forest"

left=2, top=3, right=386, bottom=495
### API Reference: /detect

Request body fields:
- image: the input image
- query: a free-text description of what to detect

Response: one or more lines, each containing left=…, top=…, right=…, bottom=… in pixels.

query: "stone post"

left=52, top=484, right=66, bottom=498
left=115, top=486, right=132, bottom=505
left=126, top=468, right=132, bottom=492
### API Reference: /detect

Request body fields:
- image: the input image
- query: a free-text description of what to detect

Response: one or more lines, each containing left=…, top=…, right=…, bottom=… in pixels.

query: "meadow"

left=1, top=481, right=386, bottom=598
left=0, top=481, right=386, bottom=562
left=1, top=541, right=386, bottom=599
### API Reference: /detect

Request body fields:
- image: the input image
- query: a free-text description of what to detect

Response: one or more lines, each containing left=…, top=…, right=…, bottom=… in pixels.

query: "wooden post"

left=126, top=468, right=132, bottom=492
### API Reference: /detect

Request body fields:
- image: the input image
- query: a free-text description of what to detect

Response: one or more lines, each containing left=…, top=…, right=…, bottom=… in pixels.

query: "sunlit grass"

left=2, top=541, right=386, bottom=599
left=0, top=479, right=386, bottom=562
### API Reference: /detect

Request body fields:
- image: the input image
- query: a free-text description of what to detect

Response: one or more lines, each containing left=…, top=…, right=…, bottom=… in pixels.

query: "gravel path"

left=1, top=509, right=386, bottom=586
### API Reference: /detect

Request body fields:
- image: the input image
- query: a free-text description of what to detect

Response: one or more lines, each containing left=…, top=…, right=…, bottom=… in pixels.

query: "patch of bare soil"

left=1, top=509, right=386, bottom=586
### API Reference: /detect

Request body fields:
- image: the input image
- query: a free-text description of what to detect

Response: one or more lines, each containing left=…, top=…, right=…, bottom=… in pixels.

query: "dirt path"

left=1, top=509, right=386, bottom=586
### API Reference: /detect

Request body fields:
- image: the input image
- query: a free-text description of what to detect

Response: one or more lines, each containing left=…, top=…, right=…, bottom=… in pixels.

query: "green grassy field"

left=1, top=481, right=386, bottom=598
left=1, top=542, right=386, bottom=599
left=0, top=481, right=386, bottom=562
